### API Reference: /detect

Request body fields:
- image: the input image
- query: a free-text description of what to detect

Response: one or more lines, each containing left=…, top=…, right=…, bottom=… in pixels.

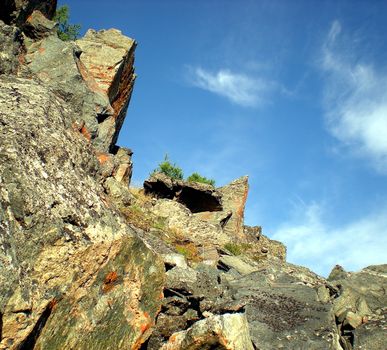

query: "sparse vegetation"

left=224, top=242, right=243, bottom=256
left=187, top=172, right=215, bottom=186
left=53, top=5, right=81, bottom=41
left=152, top=154, right=183, bottom=180
left=152, top=217, right=166, bottom=231
left=152, top=155, right=215, bottom=186
left=175, top=243, right=202, bottom=263
left=224, top=242, right=254, bottom=256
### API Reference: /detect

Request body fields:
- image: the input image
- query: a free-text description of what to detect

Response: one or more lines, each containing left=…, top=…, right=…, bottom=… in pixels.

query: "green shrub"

left=187, top=172, right=215, bottom=186
left=53, top=5, right=81, bottom=41
left=152, top=155, right=183, bottom=180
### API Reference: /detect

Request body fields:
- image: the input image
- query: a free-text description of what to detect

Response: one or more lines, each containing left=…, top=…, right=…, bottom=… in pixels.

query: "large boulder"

left=0, top=76, right=164, bottom=349
left=160, top=313, right=254, bottom=350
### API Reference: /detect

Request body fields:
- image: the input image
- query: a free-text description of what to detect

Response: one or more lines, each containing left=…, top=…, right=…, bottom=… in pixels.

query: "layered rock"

left=76, top=29, right=137, bottom=152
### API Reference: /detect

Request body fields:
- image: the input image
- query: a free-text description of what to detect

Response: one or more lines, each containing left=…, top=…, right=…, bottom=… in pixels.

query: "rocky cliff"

left=0, top=2, right=385, bottom=350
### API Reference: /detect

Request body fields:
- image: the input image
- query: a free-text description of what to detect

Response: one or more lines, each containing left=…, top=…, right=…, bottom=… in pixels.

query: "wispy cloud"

left=272, top=201, right=387, bottom=276
left=187, top=66, right=276, bottom=107
left=321, top=20, right=387, bottom=173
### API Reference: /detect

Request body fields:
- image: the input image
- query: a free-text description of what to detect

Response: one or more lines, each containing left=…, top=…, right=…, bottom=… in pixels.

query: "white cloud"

left=321, top=20, right=387, bottom=173
left=187, top=67, right=275, bottom=107
left=272, top=202, right=387, bottom=277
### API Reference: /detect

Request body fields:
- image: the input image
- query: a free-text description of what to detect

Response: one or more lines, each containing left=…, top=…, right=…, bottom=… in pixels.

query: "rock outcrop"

left=0, top=1, right=386, bottom=350
left=76, top=29, right=137, bottom=152
left=0, top=2, right=162, bottom=349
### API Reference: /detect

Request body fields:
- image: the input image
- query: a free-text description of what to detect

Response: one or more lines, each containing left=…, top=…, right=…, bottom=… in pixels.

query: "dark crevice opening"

left=177, top=187, right=222, bottom=213
left=18, top=301, right=55, bottom=350
left=138, top=337, right=149, bottom=350
left=336, top=316, right=355, bottom=350
left=144, top=181, right=174, bottom=200
left=164, top=262, right=175, bottom=272
left=0, top=0, right=16, bottom=24
left=96, top=113, right=110, bottom=124
left=164, top=288, right=191, bottom=299
left=220, top=212, right=232, bottom=228
left=216, top=261, right=230, bottom=272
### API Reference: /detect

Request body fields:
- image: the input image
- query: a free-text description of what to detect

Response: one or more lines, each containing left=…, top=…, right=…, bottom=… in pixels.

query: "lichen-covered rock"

left=76, top=29, right=137, bottom=151
left=24, top=35, right=113, bottom=148
left=353, top=311, right=386, bottom=350
left=150, top=199, right=230, bottom=247
left=0, top=76, right=164, bottom=349
left=225, top=261, right=341, bottom=350
left=0, top=0, right=57, bottom=26
left=0, top=21, right=24, bottom=75
left=329, top=264, right=387, bottom=349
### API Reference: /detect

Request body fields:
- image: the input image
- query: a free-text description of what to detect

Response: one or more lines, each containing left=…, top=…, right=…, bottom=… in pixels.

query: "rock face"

left=76, top=29, right=137, bottom=152
left=1, top=1, right=386, bottom=350
left=0, top=76, right=163, bottom=350
left=0, top=2, right=163, bottom=349
left=0, top=21, right=24, bottom=75
left=328, top=265, right=387, bottom=350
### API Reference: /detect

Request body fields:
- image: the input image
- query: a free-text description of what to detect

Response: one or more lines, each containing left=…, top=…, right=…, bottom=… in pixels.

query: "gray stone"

left=353, top=311, right=386, bottom=350
left=0, top=21, right=24, bottom=75
left=162, top=253, right=188, bottom=269
left=219, top=255, right=258, bottom=275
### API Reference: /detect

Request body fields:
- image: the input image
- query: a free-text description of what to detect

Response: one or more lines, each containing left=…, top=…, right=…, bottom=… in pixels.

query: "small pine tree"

left=152, top=155, right=184, bottom=180
left=186, top=172, right=215, bottom=186
left=53, top=5, right=81, bottom=41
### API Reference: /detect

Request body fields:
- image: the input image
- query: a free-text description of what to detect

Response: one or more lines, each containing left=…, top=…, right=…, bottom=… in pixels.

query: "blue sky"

left=60, top=0, right=387, bottom=276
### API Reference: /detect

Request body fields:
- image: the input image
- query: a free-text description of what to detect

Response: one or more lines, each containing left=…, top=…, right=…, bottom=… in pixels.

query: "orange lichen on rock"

left=96, top=152, right=110, bottom=165
left=102, top=271, right=118, bottom=293
left=80, top=125, right=91, bottom=141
